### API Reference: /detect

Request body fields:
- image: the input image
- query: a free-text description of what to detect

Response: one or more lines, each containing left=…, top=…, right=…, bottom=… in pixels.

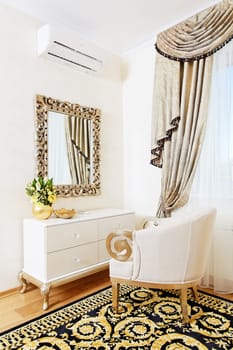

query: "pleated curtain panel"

left=65, top=116, right=91, bottom=185
left=151, top=0, right=233, bottom=218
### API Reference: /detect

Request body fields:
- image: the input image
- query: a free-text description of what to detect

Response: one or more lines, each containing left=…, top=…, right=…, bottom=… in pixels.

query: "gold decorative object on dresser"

left=53, top=208, right=76, bottom=219
left=19, top=208, right=135, bottom=310
left=32, top=204, right=53, bottom=220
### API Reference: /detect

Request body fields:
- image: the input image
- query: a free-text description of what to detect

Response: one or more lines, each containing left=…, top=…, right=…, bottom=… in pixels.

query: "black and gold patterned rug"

left=1, top=286, right=233, bottom=349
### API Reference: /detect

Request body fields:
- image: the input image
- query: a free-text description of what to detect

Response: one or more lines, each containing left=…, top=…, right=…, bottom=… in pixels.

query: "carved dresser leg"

left=40, top=283, right=51, bottom=311
left=18, top=271, right=28, bottom=293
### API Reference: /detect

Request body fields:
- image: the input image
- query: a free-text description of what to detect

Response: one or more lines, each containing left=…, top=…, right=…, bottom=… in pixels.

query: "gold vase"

left=32, top=203, right=53, bottom=220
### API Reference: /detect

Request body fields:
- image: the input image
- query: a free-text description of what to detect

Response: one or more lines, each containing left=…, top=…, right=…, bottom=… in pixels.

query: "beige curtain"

left=65, top=116, right=91, bottom=185
left=151, top=0, right=233, bottom=217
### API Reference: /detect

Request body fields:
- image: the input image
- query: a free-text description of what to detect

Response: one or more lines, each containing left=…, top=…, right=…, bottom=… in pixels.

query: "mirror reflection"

left=48, top=112, right=92, bottom=185
left=35, top=95, right=101, bottom=197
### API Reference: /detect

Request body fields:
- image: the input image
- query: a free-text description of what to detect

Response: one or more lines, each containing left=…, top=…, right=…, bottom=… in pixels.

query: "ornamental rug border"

left=0, top=286, right=233, bottom=350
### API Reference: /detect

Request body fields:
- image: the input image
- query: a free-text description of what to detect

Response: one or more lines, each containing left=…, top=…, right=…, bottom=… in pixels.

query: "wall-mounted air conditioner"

left=37, top=24, right=103, bottom=73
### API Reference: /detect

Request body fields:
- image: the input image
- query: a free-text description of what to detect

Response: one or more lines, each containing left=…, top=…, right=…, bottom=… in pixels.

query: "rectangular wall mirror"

left=35, top=95, right=101, bottom=197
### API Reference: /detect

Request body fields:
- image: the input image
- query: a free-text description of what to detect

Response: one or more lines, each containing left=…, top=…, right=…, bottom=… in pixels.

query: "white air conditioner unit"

left=37, top=24, right=103, bottom=73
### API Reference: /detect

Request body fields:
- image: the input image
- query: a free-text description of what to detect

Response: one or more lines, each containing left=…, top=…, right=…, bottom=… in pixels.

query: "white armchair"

left=106, top=208, right=216, bottom=323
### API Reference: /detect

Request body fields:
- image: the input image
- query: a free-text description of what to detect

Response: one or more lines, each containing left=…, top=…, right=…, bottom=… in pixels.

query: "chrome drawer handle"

left=73, top=257, right=81, bottom=263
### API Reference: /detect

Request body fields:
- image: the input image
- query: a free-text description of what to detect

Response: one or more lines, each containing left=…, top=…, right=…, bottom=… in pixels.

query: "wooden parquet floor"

left=0, top=269, right=111, bottom=332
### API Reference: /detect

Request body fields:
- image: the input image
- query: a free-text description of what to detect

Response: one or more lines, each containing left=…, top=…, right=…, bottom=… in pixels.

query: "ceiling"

left=0, top=0, right=219, bottom=55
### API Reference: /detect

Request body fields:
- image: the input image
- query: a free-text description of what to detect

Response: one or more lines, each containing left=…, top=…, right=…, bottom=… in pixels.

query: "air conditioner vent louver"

left=38, top=25, right=104, bottom=73
left=47, top=51, right=98, bottom=71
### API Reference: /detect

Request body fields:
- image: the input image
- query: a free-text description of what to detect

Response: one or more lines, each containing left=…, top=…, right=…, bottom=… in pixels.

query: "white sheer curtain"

left=190, top=40, right=233, bottom=294
left=48, top=112, right=72, bottom=185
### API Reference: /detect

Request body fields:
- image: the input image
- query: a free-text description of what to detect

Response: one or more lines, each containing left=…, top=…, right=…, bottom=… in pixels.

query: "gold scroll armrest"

left=106, top=230, right=133, bottom=262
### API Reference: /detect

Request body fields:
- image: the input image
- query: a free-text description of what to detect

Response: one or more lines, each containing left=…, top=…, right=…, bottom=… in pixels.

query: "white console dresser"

left=19, top=208, right=135, bottom=310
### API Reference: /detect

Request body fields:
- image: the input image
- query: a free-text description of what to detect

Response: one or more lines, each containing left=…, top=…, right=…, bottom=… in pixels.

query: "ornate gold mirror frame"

left=35, top=95, right=101, bottom=197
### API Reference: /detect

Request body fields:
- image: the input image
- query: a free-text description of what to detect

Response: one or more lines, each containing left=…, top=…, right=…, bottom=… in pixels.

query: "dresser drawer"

left=98, top=240, right=110, bottom=262
left=47, top=242, right=98, bottom=279
left=98, top=214, right=135, bottom=240
left=47, top=220, right=98, bottom=252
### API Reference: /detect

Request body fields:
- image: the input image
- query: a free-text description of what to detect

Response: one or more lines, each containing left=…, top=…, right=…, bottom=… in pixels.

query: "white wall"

left=0, top=4, right=163, bottom=292
left=0, top=5, right=124, bottom=291
left=122, top=42, right=161, bottom=220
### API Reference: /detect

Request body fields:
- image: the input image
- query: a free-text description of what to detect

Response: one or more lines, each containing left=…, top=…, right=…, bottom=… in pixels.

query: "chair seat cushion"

left=110, top=259, right=133, bottom=279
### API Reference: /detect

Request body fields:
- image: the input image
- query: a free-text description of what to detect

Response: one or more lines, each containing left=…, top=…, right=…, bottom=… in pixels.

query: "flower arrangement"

left=25, top=176, right=56, bottom=206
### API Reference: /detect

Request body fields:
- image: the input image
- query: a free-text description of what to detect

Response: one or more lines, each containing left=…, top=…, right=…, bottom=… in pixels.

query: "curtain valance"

left=156, top=0, right=233, bottom=62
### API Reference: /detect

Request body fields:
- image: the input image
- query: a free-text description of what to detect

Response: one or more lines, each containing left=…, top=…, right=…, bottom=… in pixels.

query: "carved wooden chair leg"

left=180, top=287, right=189, bottom=324
left=191, top=285, right=199, bottom=301
left=112, top=281, right=120, bottom=313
